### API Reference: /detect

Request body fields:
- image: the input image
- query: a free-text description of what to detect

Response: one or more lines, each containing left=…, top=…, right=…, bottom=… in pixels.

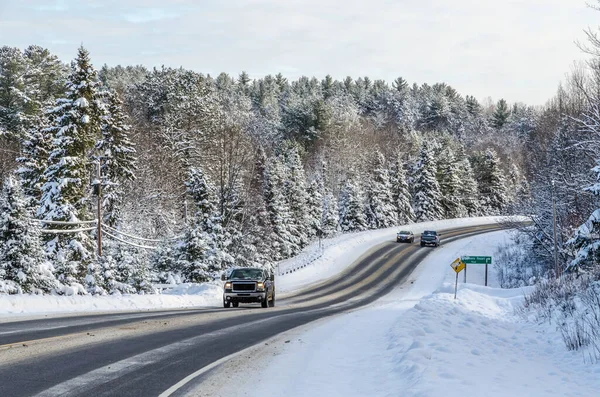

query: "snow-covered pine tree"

left=152, top=239, right=181, bottom=284
left=492, top=99, right=510, bottom=129
left=16, top=112, right=52, bottom=203
left=179, top=167, right=232, bottom=282
left=177, top=225, right=210, bottom=283
left=366, top=151, right=397, bottom=228
left=319, top=162, right=339, bottom=237
left=436, top=146, right=466, bottom=219
left=0, top=176, right=58, bottom=294
left=263, top=155, right=300, bottom=259
left=281, top=142, right=310, bottom=246
left=231, top=148, right=273, bottom=268
left=390, top=153, right=415, bottom=225
left=457, top=156, right=480, bottom=216
left=339, top=170, right=368, bottom=232
left=97, top=250, right=120, bottom=294
left=22, top=45, right=67, bottom=115
left=112, top=243, right=152, bottom=293
left=0, top=47, right=27, bottom=137
left=96, top=90, right=136, bottom=227
left=37, top=46, right=103, bottom=292
left=412, top=141, right=443, bottom=222
left=476, top=149, right=508, bottom=215
left=306, top=178, right=323, bottom=238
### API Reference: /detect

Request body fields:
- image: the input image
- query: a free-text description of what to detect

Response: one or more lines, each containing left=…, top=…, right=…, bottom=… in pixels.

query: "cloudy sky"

left=0, top=0, right=597, bottom=104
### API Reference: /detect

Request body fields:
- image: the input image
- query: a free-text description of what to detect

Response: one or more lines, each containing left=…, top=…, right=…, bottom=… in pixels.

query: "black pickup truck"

left=221, top=267, right=275, bottom=308
left=420, top=230, right=440, bottom=247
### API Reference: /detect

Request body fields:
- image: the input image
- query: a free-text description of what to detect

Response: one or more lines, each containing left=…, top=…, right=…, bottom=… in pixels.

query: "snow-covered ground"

left=0, top=283, right=223, bottom=319
left=207, top=229, right=600, bottom=397
left=0, top=216, right=510, bottom=318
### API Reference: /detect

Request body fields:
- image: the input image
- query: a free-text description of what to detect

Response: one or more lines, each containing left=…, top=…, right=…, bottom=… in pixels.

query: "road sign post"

left=450, top=258, right=466, bottom=299
left=461, top=256, right=492, bottom=286
left=455, top=271, right=459, bottom=299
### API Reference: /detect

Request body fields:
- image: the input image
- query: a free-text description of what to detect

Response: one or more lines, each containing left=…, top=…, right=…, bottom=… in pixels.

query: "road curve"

left=0, top=223, right=507, bottom=397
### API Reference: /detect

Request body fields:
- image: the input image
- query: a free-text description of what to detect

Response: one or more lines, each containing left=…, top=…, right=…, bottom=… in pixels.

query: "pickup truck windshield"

left=423, top=231, right=437, bottom=236
left=230, top=269, right=263, bottom=280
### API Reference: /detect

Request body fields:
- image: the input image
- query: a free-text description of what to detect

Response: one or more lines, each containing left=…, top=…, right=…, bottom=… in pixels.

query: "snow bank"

left=0, top=282, right=223, bottom=318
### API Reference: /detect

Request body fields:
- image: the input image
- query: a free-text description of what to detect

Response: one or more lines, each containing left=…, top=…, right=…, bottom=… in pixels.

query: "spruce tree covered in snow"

left=437, top=147, right=466, bottom=219
left=237, top=148, right=275, bottom=268
left=22, top=45, right=67, bottom=110
left=98, top=242, right=151, bottom=293
left=263, top=156, right=300, bottom=260
left=179, top=167, right=232, bottom=282
left=306, top=178, right=323, bottom=238
left=281, top=143, right=310, bottom=246
left=178, top=225, right=211, bottom=282
left=475, top=149, right=508, bottom=215
left=366, top=151, right=397, bottom=228
left=0, top=47, right=27, bottom=136
left=567, top=139, right=600, bottom=271
left=37, top=46, right=102, bottom=291
left=390, top=154, right=415, bottom=224
left=339, top=170, right=368, bottom=232
left=492, top=99, right=510, bottom=129
left=16, top=113, right=52, bottom=202
left=96, top=90, right=136, bottom=227
left=412, top=141, right=443, bottom=222
left=0, top=177, right=58, bottom=294
left=152, top=240, right=180, bottom=283
left=318, top=161, right=339, bottom=237
left=457, top=156, right=480, bottom=216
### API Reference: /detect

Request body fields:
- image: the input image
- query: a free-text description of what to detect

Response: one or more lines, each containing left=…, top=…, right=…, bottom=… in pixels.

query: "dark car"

left=221, top=267, right=275, bottom=308
left=420, top=230, right=440, bottom=247
left=396, top=230, right=414, bottom=243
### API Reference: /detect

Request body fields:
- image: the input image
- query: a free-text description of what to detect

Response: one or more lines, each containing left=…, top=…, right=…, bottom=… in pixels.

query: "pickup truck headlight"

left=224, top=282, right=232, bottom=289
left=256, top=282, right=265, bottom=291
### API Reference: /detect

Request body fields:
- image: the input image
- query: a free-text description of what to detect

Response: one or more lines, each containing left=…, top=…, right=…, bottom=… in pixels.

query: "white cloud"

left=122, top=8, right=180, bottom=24
left=1, top=0, right=597, bottom=104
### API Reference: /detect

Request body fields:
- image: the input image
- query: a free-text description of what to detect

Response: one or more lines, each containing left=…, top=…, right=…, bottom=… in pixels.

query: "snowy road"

left=0, top=223, right=504, bottom=396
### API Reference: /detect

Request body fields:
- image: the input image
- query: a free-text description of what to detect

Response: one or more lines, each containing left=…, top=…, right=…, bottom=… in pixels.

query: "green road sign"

left=461, top=256, right=492, bottom=264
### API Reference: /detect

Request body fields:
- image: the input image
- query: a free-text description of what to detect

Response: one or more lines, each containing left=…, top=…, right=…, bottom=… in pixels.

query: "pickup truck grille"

left=232, top=282, right=256, bottom=292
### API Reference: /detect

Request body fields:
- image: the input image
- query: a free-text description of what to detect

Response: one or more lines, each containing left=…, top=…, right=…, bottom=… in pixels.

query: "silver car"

left=396, top=230, right=414, bottom=243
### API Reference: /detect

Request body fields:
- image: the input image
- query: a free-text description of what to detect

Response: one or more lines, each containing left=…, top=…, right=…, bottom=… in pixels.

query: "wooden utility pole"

left=96, top=162, right=102, bottom=257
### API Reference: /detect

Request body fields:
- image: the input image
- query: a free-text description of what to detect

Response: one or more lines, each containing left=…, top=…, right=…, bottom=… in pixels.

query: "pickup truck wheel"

left=232, top=302, right=239, bottom=308
left=223, top=301, right=230, bottom=308
left=420, top=242, right=424, bottom=247
left=261, top=295, right=268, bottom=308
left=269, top=293, right=275, bottom=307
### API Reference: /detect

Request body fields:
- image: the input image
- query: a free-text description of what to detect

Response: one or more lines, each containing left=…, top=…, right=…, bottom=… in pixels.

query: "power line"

left=101, top=223, right=181, bottom=243
left=30, top=218, right=98, bottom=225
left=39, top=226, right=97, bottom=234
left=103, top=230, right=158, bottom=250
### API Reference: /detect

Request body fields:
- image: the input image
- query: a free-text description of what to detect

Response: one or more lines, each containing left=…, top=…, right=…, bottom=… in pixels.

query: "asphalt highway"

left=0, top=223, right=507, bottom=396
